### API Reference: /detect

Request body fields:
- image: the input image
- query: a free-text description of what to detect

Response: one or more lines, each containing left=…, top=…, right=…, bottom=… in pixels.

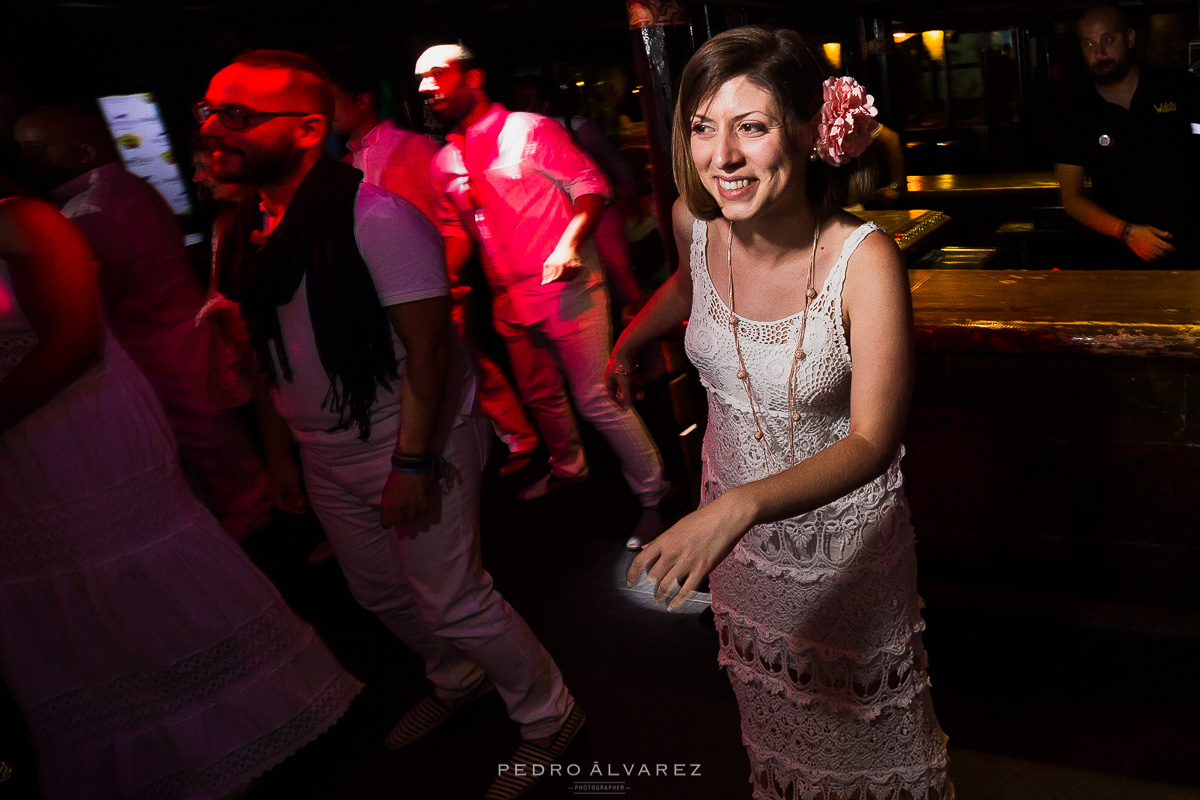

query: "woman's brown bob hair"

left=673, top=26, right=875, bottom=220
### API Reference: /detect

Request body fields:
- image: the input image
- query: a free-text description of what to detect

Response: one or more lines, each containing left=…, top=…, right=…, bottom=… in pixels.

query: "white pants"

left=495, top=284, right=668, bottom=506
left=299, top=414, right=571, bottom=739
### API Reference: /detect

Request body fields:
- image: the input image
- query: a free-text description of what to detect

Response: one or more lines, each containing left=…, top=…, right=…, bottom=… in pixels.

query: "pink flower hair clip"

left=814, top=76, right=879, bottom=167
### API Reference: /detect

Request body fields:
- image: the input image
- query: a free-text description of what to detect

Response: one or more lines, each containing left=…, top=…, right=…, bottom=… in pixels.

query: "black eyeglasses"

left=193, top=101, right=315, bottom=130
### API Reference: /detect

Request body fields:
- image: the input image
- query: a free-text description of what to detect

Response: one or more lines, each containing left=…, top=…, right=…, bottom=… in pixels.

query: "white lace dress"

left=0, top=259, right=363, bottom=800
left=684, top=220, right=951, bottom=800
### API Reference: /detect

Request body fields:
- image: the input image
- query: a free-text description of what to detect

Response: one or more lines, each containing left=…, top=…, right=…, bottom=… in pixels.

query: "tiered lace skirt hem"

left=1, top=371, right=363, bottom=800
left=711, top=522, right=951, bottom=800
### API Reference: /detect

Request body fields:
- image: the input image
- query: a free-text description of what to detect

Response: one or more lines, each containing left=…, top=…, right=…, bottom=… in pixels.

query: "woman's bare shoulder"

left=825, top=213, right=902, bottom=270
left=0, top=197, right=78, bottom=256
left=840, top=216, right=910, bottom=316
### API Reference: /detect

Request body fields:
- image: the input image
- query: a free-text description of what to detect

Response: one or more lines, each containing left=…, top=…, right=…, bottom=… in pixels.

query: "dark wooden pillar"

left=626, top=0, right=695, bottom=271
left=861, top=16, right=900, bottom=128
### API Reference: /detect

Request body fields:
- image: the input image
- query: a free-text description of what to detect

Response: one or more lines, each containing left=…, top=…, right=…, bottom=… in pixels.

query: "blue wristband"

left=391, top=452, right=433, bottom=474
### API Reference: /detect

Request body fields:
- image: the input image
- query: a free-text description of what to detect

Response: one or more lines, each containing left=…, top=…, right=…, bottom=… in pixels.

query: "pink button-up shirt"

left=430, top=103, right=611, bottom=325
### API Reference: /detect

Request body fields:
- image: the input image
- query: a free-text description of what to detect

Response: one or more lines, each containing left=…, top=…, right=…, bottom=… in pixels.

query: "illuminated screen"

left=97, top=93, right=193, bottom=216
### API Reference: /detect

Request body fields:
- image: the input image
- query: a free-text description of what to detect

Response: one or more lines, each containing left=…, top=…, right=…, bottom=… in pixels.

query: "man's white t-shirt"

left=269, top=183, right=475, bottom=451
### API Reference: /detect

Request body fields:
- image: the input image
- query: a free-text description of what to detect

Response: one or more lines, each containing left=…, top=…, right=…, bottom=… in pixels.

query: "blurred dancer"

left=418, top=44, right=668, bottom=548
left=14, top=106, right=271, bottom=538
left=328, top=57, right=541, bottom=475
left=0, top=194, right=361, bottom=800
left=509, top=75, right=644, bottom=318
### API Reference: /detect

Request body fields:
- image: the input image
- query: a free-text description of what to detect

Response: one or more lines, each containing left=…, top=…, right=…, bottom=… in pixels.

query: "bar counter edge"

left=909, top=268, right=1200, bottom=359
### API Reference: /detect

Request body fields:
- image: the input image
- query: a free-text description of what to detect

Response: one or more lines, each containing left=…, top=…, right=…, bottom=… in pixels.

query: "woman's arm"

left=628, top=228, right=915, bottom=609
left=0, top=198, right=102, bottom=433
left=604, top=197, right=697, bottom=409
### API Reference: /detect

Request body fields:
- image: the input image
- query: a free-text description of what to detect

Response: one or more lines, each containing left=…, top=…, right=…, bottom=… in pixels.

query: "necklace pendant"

left=806, top=288, right=817, bottom=300
left=753, top=429, right=764, bottom=441
left=792, top=411, right=801, bottom=422
left=797, top=350, right=806, bottom=361
left=736, top=368, right=748, bottom=380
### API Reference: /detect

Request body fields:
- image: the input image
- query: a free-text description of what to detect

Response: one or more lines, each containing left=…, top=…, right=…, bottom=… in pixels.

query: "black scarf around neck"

left=217, top=156, right=397, bottom=440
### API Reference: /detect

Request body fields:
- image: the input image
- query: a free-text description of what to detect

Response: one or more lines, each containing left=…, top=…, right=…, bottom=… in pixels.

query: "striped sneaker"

left=484, top=704, right=587, bottom=800
left=384, top=678, right=495, bottom=750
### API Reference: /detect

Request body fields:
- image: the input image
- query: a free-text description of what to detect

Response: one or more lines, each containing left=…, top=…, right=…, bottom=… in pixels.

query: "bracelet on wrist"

left=391, top=452, right=433, bottom=475
left=1117, top=221, right=1131, bottom=241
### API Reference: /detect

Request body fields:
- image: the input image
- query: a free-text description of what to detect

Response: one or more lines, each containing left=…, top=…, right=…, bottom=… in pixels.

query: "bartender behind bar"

left=1054, top=3, right=1200, bottom=268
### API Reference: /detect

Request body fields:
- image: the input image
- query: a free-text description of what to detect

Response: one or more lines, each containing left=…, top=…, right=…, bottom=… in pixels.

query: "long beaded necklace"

left=727, top=217, right=821, bottom=469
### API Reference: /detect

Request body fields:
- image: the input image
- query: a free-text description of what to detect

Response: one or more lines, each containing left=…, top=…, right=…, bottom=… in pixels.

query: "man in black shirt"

left=1054, top=3, right=1200, bottom=268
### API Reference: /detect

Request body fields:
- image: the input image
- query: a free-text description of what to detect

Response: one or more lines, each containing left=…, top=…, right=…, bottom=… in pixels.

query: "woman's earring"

left=810, top=144, right=819, bottom=161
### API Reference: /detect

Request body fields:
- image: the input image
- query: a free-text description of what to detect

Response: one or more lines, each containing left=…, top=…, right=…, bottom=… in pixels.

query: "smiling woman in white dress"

left=0, top=196, right=361, bottom=800
left=606, top=26, right=952, bottom=800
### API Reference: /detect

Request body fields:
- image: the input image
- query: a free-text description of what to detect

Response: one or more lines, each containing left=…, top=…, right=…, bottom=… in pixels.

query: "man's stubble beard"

left=1090, top=56, right=1132, bottom=86
left=429, top=104, right=469, bottom=130
left=213, top=141, right=306, bottom=187
left=427, top=91, right=480, bottom=130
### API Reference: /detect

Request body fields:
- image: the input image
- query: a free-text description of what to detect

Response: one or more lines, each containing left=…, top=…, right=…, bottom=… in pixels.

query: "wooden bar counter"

left=901, top=268, right=1200, bottom=655
left=905, top=170, right=1060, bottom=198
left=908, top=269, right=1200, bottom=359
left=855, top=209, right=950, bottom=252
left=898, top=173, right=1065, bottom=256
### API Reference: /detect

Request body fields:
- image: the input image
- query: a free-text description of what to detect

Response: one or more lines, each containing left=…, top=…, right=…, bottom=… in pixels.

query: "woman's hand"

left=626, top=493, right=753, bottom=611
left=603, top=198, right=697, bottom=413
left=604, top=356, right=636, bottom=410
